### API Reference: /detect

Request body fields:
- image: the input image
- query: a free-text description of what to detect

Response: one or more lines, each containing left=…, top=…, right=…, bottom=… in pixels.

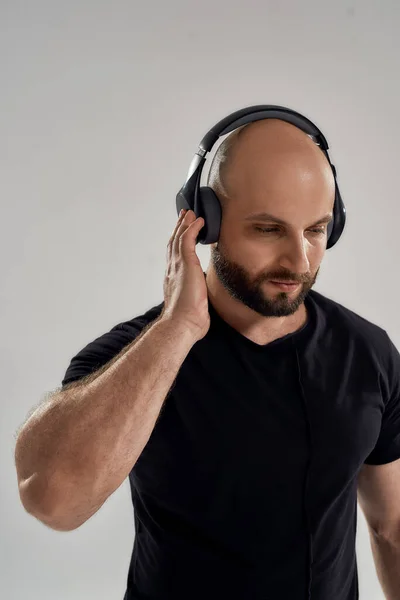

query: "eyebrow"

left=244, top=212, right=333, bottom=227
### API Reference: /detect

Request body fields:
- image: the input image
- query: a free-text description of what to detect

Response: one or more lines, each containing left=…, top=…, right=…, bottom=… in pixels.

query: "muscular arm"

left=14, top=316, right=198, bottom=531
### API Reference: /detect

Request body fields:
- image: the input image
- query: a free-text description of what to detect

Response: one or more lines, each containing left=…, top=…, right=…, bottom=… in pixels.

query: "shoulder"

left=309, top=289, right=389, bottom=352
left=61, top=300, right=164, bottom=387
left=110, top=300, right=165, bottom=338
left=309, top=290, right=399, bottom=402
left=79, top=300, right=165, bottom=354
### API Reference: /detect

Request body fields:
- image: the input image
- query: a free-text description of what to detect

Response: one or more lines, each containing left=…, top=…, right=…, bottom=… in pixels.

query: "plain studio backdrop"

left=1, top=1, right=399, bottom=599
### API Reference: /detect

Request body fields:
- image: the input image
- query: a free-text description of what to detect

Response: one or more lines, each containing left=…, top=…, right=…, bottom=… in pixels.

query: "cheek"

left=312, top=244, right=326, bottom=262
left=232, top=239, right=263, bottom=263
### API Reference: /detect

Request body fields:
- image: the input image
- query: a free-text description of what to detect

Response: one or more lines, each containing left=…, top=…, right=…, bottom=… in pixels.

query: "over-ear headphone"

left=176, top=105, right=346, bottom=249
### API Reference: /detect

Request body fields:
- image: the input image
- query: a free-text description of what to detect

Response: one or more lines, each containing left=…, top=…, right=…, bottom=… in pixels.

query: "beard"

left=210, top=240, right=319, bottom=318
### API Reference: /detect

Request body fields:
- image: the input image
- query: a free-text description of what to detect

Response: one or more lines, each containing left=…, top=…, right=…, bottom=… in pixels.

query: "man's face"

left=208, top=121, right=335, bottom=318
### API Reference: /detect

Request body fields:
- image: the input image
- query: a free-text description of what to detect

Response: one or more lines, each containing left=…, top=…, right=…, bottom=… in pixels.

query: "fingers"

left=168, top=209, right=200, bottom=259
left=167, top=209, right=187, bottom=262
left=175, top=211, right=203, bottom=256
left=171, top=209, right=187, bottom=241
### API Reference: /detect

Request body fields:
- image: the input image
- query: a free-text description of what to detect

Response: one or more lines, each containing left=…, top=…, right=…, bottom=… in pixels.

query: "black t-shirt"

left=61, top=289, right=400, bottom=600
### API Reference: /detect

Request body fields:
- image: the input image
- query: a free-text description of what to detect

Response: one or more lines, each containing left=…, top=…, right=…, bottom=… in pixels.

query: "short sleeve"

left=364, top=330, right=400, bottom=465
left=61, top=302, right=164, bottom=388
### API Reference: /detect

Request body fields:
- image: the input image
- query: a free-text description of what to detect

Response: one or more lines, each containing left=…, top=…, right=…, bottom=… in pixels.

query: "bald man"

left=16, top=119, right=400, bottom=600
left=205, top=119, right=335, bottom=343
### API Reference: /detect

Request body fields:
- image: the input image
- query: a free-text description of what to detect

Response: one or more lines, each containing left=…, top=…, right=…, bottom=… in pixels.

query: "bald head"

left=207, top=118, right=334, bottom=212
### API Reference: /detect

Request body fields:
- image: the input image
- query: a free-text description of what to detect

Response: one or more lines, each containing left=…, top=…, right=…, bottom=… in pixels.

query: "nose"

left=278, top=234, right=311, bottom=276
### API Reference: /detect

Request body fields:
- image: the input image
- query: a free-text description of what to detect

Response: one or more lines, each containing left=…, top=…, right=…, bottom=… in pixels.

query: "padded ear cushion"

left=196, top=187, right=222, bottom=245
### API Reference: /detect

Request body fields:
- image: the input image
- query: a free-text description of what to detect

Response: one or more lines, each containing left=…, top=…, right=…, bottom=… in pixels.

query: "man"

left=15, top=119, right=400, bottom=599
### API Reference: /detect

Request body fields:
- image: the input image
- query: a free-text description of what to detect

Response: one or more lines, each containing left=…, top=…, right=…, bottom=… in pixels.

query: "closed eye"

left=255, top=227, right=326, bottom=235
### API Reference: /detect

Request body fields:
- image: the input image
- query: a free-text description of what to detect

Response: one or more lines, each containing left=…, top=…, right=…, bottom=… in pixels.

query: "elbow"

left=18, top=475, right=83, bottom=532
left=19, top=476, right=105, bottom=532
left=18, top=474, right=49, bottom=516
left=22, top=504, right=80, bottom=532
left=15, top=434, right=88, bottom=532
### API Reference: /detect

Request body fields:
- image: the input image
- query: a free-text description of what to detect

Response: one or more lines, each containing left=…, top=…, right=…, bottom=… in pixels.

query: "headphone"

left=176, top=105, right=346, bottom=249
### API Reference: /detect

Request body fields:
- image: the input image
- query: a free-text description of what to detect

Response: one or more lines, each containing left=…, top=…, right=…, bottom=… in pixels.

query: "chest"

left=132, top=340, right=382, bottom=513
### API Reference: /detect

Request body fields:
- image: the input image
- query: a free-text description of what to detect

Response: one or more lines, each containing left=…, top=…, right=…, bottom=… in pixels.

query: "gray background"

left=2, top=1, right=399, bottom=598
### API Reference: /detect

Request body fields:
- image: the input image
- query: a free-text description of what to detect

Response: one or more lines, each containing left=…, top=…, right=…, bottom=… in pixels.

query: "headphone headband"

left=198, top=105, right=329, bottom=153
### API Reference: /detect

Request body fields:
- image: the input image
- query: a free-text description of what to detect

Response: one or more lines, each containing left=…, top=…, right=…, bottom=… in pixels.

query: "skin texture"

left=205, top=118, right=336, bottom=346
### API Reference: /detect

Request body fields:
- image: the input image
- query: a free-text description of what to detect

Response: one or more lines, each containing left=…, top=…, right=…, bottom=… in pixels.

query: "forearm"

left=15, top=316, right=198, bottom=529
left=370, top=530, right=400, bottom=600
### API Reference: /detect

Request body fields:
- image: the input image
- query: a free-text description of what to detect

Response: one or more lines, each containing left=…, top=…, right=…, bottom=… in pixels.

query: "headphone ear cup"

left=326, top=183, right=346, bottom=249
left=196, top=187, right=222, bottom=245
